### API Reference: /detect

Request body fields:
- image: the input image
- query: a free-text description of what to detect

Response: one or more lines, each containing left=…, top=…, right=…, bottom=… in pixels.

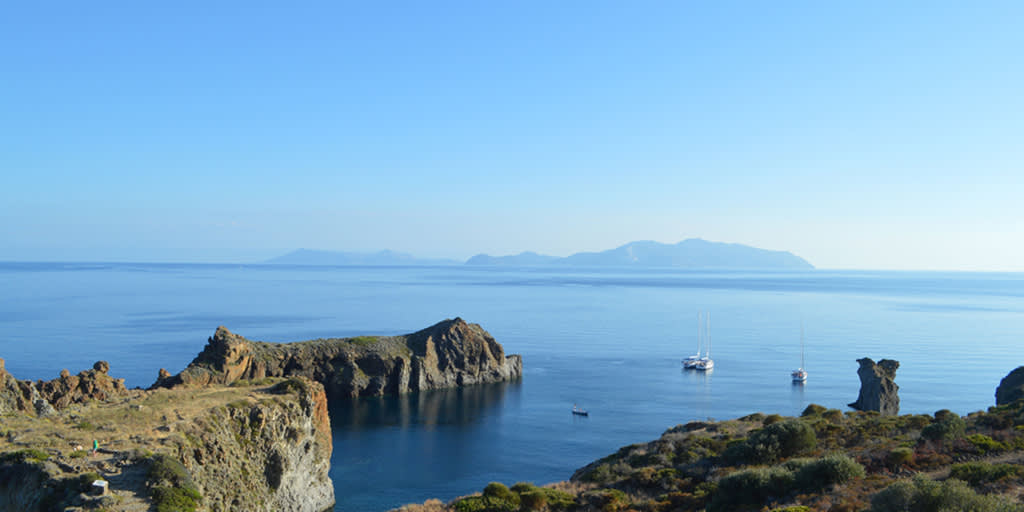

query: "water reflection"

left=328, top=381, right=522, bottom=511
left=329, top=379, right=521, bottom=431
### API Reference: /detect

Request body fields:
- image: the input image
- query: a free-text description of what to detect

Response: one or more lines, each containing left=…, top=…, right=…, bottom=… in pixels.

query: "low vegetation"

left=408, top=399, right=1024, bottom=511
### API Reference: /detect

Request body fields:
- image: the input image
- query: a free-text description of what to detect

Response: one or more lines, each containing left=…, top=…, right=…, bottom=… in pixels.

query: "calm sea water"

left=2, top=263, right=1023, bottom=511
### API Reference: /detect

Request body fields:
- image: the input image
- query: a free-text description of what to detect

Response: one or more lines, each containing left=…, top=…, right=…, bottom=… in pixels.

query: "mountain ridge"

left=267, top=239, right=814, bottom=269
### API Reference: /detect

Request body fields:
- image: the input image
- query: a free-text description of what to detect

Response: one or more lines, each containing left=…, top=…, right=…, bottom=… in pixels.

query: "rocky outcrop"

left=177, top=377, right=334, bottom=512
left=849, top=358, right=900, bottom=415
left=36, top=361, right=129, bottom=410
left=0, top=377, right=334, bottom=512
left=153, top=318, right=523, bottom=399
left=0, top=359, right=129, bottom=416
left=0, top=358, right=32, bottom=415
left=996, top=366, right=1024, bottom=406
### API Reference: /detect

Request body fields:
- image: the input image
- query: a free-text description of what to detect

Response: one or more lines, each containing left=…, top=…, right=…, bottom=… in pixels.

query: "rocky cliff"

left=176, top=378, right=334, bottom=512
left=848, top=357, right=900, bottom=415
left=996, top=366, right=1024, bottom=406
left=0, top=375, right=334, bottom=512
left=0, top=358, right=130, bottom=417
left=153, top=317, right=523, bottom=399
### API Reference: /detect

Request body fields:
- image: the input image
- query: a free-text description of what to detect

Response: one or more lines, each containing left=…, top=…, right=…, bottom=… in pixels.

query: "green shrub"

left=708, top=466, right=796, bottom=512
left=870, top=475, right=1024, bottom=512
left=519, top=490, right=547, bottom=511
left=75, top=421, right=97, bottom=431
left=801, top=404, right=827, bottom=417
left=920, top=414, right=965, bottom=441
left=583, top=463, right=615, bottom=483
left=270, top=378, right=310, bottom=395
left=745, top=419, right=817, bottom=463
left=0, top=449, right=50, bottom=463
left=949, top=462, right=1024, bottom=487
left=887, top=447, right=914, bottom=469
left=350, top=335, right=378, bottom=346
left=151, top=486, right=201, bottom=512
left=793, top=454, right=864, bottom=492
left=771, top=507, right=810, bottom=512
left=965, top=433, right=1007, bottom=454
left=452, top=497, right=487, bottom=512
left=483, top=482, right=519, bottom=507
left=822, top=409, right=845, bottom=423
left=147, top=454, right=201, bottom=512
left=763, top=414, right=784, bottom=425
left=68, top=449, right=88, bottom=459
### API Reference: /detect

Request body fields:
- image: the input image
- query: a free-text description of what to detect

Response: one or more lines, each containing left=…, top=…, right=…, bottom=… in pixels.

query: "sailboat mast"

left=707, top=312, right=711, bottom=358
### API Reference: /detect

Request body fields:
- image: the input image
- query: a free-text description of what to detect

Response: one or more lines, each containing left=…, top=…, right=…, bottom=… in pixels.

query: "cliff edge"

left=0, top=374, right=334, bottom=512
left=153, top=317, right=523, bottom=399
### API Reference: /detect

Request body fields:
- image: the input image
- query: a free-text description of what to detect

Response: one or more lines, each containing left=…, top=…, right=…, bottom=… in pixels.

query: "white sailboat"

left=791, top=323, right=807, bottom=383
left=695, top=312, right=714, bottom=371
left=682, top=312, right=703, bottom=369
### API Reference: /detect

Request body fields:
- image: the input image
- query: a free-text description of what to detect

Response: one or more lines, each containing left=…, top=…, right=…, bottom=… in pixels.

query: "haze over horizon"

left=3, top=2, right=1022, bottom=271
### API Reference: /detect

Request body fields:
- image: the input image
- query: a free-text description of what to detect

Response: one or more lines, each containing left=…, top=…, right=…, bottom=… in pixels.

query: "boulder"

left=849, top=358, right=900, bottom=415
left=996, top=366, right=1024, bottom=406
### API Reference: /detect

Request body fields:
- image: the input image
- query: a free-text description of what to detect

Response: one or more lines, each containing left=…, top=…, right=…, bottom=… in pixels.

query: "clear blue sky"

left=2, top=2, right=1022, bottom=270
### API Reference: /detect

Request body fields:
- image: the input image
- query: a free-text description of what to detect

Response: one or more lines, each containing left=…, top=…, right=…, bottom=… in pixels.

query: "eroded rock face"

left=0, top=359, right=129, bottom=415
left=153, top=318, right=523, bottom=399
left=996, top=366, right=1024, bottom=406
left=849, top=358, right=900, bottom=415
left=179, top=377, right=335, bottom=512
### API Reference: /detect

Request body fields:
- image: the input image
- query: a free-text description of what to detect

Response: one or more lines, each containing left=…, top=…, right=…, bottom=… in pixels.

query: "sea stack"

left=996, top=366, right=1024, bottom=406
left=849, top=357, right=900, bottom=415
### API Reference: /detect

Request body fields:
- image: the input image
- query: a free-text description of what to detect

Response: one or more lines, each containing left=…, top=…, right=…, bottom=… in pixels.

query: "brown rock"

left=93, top=361, right=110, bottom=373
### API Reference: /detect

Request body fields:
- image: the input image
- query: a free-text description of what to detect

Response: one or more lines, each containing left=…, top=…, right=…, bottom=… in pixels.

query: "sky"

left=1, top=2, right=1022, bottom=270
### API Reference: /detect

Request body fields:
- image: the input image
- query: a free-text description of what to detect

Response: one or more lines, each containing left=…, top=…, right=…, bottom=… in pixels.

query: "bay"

left=1, top=263, right=1022, bottom=511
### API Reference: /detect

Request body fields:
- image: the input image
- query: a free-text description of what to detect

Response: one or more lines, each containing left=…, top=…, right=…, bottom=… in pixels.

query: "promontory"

left=0, top=318, right=521, bottom=511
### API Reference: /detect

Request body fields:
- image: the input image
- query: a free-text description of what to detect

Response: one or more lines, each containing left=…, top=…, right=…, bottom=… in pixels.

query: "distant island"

left=269, top=239, right=814, bottom=270
left=468, top=239, right=814, bottom=269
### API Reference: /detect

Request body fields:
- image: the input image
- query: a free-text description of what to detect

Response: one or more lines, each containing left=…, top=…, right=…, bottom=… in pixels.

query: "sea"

left=2, top=263, right=1023, bottom=511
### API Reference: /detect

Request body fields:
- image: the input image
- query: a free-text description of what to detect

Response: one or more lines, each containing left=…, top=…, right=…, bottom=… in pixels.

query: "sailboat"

left=695, top=312, right=714, bottom=371
left=682, top=312, right=703, bottom=369
left=791, top=324, right=807, bottom=383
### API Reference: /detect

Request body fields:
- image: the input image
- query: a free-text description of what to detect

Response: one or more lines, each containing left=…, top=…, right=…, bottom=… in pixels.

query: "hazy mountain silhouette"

left=467, top=239, right=813, bottom=269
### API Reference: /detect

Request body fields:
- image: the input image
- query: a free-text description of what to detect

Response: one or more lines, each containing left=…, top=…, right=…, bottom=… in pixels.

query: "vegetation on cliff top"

left=402, top=400, right=1024, bottom=512
left=0, top=377, right=323, bottom=511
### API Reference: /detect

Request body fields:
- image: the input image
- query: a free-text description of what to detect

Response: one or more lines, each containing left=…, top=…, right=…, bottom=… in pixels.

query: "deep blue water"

left=2, top=263, right=1023, bottom=511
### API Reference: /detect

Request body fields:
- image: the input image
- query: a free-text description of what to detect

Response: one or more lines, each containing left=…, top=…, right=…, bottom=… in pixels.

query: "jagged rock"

left=849, top=358, right=900, bottom=415
left=35, top=363, right=129, bottom=410
left=153, top=318, right=523, bottom=399
left=996, top=366, right=1024, bottom=405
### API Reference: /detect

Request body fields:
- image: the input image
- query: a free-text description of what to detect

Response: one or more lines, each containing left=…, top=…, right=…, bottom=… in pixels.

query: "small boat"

left=792, top=324, right=807, bottom=383
left=695, top=312, right=714, bottom=372
left=683, top=312, right=707, bottom=369
left=572, top=404, right=589, bottom=416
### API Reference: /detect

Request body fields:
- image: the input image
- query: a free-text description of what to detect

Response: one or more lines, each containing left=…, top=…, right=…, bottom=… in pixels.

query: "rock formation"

left=996, top=366, right=1024, bottom=405
left=153, top=317, right=523, bottom=399
left=849, top=358, right=900, bottom=415
left=0, top=377, right=334, bottom=512
left=0, top=358, right=129, bottom=416
left=178, top=377, right=334, bottom=512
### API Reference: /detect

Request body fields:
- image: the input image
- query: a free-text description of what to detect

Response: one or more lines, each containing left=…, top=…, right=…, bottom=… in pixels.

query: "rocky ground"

left=0, top=377, right=334, bottom=512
